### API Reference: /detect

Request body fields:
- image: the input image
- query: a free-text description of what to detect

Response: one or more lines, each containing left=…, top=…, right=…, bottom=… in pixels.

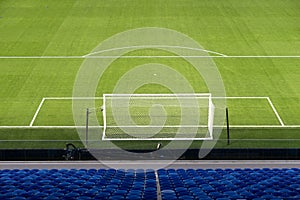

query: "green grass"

left=0, top=128, right=300, bottom=149
left=0, top=0, right=299, bottom=149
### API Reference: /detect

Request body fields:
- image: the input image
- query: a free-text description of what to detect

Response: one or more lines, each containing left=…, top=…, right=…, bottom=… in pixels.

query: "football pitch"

left=0, top=0, right=299, bottom=149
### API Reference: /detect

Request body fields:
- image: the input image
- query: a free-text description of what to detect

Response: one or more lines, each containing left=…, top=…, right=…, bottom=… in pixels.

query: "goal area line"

left=0, top=125, right=300, bottom=129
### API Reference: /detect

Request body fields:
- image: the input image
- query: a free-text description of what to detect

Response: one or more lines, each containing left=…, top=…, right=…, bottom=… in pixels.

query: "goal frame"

left=102, top=93, right=214, bottom=141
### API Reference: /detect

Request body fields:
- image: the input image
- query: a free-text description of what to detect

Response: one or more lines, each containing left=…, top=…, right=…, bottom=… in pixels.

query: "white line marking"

left=0, top=56, right=84, bottom=59
left=83, top=45, right=227, bottom=57
left=85, top=56, right=223, bottom=58
left=104, top=93, right=211, bottom=96
left=2, top=96, right=296, bottom=128
left=29, top=98, right=45, bottom=126
left=266, top=97, right=285, bottom=126
left=1, top=55, right=300, bottom=59
left=2, top=138, right=300, bottom=142
left=44, top=96, right=269, bottom=100
left=0, top=126, right=85, bottom=129
left=0, top=125, right=300, bottom=129
left=106, top=125, right=207, bottom=128
left=0, top=140, right=81, bottom=142
left=45, top=97, right=103, bottom=100
left=102, top=137, right=213, bottom=141
left=224, top=56, right=300, bottom=58
left=1, top=138, right=300, bottom=141
left=229, top=125, right=289, bottom=128
left=83, top=55, right=300, bottom=58
left=214, top=96, right=268, bottom=99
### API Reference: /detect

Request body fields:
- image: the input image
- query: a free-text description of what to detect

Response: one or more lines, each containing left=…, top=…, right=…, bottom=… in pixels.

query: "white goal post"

left=102, top=93, right=215, bottom=141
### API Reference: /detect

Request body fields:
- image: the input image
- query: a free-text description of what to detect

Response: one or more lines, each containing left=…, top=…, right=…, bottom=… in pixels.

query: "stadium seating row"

left=0, top=168, right=299, bottom=199
left=158, top=168, right=300, bottom=199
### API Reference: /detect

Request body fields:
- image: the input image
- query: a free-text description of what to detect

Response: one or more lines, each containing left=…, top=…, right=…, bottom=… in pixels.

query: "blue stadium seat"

left=0, top=168, right=299, bottom=199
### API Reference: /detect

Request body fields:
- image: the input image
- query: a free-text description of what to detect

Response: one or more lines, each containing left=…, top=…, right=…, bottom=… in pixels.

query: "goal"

left=102, top=93, right=215, bottom=140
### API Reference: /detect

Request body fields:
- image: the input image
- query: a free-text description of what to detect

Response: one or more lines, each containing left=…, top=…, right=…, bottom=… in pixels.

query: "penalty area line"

left=29, top=98, right=45, bottom=127
left=0, top=126, right=101, bottom=129
left=2, top=96, right=294, bottom=129
left=83, top=45, right=228, bottom=57
left=1, top=55, right=300, bottom=59
left=44, top=96, right=270, bottom=100
left=267, top=97, right=285, bottom=126
left=0, top=125, right=300, bottom=129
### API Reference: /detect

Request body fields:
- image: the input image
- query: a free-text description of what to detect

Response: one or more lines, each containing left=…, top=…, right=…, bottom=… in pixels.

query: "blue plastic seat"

left=65, top=192, right=80, bottom=198
left=109, top=195, right=126, bottom=200
left=126, top=194, right=141, bottom=200
left=178, top=195, right=194, bottom=200
left=44, top=195, right=60, bottom=200
left=161, top=189, right=176, bottom=196
left=1, top=167, right=300, bottom=199
left=77, top=196, right=93, bottom=200
left=95, top=192, right=111, bottom=199
left=209, top=191, right=224, bottom=199
left=32, top=192, right=49, bottom=198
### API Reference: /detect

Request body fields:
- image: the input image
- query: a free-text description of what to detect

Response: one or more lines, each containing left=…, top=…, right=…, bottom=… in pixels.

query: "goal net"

left=102, top=94, right=215, bottom=140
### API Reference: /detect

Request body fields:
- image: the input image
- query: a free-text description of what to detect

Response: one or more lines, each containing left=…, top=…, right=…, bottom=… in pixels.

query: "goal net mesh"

left=102, top=94, right=214, bottom=140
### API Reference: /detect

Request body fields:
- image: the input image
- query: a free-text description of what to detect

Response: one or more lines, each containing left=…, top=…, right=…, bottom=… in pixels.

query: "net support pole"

left=226, top=107, right=230, bottom=145
left=86, top=108, right=89, bottom=146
